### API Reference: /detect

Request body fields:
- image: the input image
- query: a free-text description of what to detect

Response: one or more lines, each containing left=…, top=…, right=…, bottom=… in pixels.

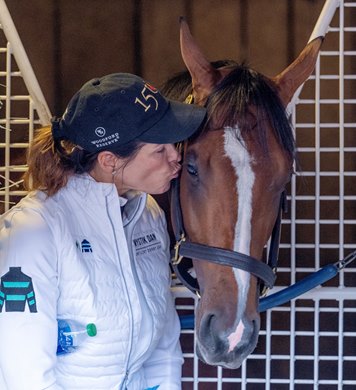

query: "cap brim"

left=138, top=100, right=206, bottom=144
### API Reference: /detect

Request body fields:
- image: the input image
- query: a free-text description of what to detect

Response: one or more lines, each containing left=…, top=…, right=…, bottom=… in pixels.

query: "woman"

left=0, top=73, right=206, bottom=389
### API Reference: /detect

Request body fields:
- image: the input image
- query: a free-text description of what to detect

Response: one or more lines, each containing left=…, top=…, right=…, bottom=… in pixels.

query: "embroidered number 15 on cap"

left=135, top=83, right=159, bottom=112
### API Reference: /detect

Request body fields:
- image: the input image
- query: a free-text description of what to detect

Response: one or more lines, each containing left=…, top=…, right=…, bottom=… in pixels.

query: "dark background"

left=7, top=0, right=328, bottom=117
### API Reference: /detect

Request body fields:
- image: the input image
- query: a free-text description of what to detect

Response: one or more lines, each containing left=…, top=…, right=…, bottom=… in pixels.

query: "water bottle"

left=57, top=319, right=97, bottom=355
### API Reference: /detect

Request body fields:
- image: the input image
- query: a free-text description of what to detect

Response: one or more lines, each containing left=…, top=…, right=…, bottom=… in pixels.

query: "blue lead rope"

left=258, top=263, right=338, bottom=312
left=179, top=250, right=356, bottom=329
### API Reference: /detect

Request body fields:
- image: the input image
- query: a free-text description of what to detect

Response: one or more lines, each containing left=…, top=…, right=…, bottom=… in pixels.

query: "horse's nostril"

left=198, top=312, right=229, bottom=355
left=199, top=313, right=216, bottom=344
left=251, top=317, right=261, bottom=338
left=200, top=313, right=214, bottom=332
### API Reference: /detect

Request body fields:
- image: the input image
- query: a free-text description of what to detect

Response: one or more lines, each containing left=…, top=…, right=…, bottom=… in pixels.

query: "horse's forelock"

left=160, top=70, right=193, bottom=102
left=207, top=66, right=295, bottom=160
left=161, top=63, right=296, bottom=161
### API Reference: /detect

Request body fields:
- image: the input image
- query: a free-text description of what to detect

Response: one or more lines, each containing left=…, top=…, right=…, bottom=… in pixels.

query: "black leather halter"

left=170, top=93, right=287, bottom=295
left=170, top=173, right=287, bottom=296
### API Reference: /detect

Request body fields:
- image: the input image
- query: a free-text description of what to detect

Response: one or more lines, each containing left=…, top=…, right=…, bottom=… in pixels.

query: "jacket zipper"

left=127, top=223, right=155, bottom=353
left=105, top=197, right=134, bottom=390
left=124, top=195, right=155, bottom=383
left=120, top=370, right=129, bottom=390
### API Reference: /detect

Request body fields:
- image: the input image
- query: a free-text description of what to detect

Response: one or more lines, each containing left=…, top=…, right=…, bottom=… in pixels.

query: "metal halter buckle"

left=172, top=234, right=186, bottom=265
left=184, top=94, right=194, bottom=104
left=260, top=267, right=277, bottom=297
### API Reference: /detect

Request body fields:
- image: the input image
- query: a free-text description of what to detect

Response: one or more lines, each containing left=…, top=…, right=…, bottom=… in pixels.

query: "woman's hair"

left=23, top=126, right=143, bottom=196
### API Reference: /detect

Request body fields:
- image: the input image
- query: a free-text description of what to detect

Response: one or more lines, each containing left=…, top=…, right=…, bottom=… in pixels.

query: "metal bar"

left=4, top=41, right=10, bottom=211
left=309, top=0, right=340, bottom=43
left=313, top=300, right=320, bottom=389
left=0, top=0, right=51, bottom=125
left=338, top=0, right=345, bottom=287
left=172, top=285, right=356, bottom=300
left=288, top=0, right=340, bottom=110
left=315, top=49, right=321, bottom=273
left=337, top=300, right=344, bottom=389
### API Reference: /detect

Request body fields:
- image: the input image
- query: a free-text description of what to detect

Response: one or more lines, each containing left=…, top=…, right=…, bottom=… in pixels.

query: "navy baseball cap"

left=51, top=73, right=206, bottom=152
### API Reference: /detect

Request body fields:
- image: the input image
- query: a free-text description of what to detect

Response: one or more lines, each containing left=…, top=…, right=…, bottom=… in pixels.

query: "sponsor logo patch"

left=81, top=239, right=93, bottom=253
left=133, top=232, right=162, bottom=257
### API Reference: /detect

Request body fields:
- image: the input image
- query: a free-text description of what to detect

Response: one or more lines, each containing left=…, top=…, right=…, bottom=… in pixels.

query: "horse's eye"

left=187, top=163, right=198, bottom=176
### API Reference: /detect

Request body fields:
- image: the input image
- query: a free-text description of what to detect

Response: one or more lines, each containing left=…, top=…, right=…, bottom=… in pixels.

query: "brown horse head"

left=166, top=19, right=322, bottom=369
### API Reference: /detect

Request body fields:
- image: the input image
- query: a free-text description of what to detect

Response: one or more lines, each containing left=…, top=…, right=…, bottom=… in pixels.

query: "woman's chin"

left=148, top=181, right=172, bottom=195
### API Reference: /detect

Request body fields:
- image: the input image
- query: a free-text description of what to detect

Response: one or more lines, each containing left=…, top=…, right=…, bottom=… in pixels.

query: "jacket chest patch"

left=76, top=239, right=93, bottom=253
left=133, top=232, right=162, bottom=257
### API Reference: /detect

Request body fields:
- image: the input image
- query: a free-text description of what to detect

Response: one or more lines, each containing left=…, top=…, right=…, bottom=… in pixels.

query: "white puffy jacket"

left=0, top=174, right=183, bottom=390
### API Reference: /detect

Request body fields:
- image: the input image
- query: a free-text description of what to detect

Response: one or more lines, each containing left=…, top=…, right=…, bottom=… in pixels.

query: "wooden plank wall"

left=7, top=0, right=327, bottom=117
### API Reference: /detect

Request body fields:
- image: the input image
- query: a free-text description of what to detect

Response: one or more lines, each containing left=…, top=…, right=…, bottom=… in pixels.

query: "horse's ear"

left=180, top=17, right=220, bottom=104
left=273, top=37, right=323, bottom=106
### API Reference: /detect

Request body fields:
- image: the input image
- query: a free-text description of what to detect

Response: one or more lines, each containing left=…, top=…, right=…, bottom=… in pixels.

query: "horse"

left=162, top=19, right=323, bottom=369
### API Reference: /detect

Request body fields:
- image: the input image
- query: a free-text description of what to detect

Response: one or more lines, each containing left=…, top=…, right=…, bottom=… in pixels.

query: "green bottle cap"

left=86, top=323, right=97, bottom=337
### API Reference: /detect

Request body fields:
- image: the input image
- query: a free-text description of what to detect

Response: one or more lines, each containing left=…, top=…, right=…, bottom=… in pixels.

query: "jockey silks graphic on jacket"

left=0, top=267, right=37, bottom=313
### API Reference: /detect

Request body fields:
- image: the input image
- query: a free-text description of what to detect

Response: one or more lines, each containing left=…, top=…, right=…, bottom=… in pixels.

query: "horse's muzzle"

left=196, top=312, right=261, bottom=369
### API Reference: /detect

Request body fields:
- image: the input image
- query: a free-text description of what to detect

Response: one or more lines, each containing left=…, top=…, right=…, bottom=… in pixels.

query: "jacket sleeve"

left=0, top=208, right=62, bottom=390
left=142, top=290, right=183, bottom=390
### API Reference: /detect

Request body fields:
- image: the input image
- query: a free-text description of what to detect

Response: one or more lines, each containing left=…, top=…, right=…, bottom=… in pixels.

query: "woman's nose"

left=168, top=144, right=181, bottom=162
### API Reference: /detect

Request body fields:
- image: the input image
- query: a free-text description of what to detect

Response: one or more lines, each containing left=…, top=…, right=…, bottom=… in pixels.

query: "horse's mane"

left=161, top=60, right=295, bottom=160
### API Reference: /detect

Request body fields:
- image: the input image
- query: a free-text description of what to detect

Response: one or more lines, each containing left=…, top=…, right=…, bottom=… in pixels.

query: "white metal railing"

left=0, top=0, right=51, bottom=126
left=0, top=0, right=49, bottom=211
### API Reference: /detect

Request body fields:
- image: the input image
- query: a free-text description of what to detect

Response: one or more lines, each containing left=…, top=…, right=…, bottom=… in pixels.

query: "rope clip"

left=334, top=249, right=356, bottom=270
left=172, top=234, right=186, bottom=266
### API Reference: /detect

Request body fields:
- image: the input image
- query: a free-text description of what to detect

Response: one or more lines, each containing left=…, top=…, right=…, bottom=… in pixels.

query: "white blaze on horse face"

left=224, top=126, right=255, bottom=352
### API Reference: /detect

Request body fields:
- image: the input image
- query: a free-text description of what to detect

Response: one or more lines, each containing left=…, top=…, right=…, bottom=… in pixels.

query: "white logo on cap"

left=95, top=127, right=106, bottom=137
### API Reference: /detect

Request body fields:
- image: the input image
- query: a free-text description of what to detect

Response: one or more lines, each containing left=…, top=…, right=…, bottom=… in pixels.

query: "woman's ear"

left=96, top=151, right=119, bottom=174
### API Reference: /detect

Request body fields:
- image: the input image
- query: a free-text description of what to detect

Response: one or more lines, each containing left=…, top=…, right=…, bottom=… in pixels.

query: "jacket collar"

left=121, top=190, right=147, bottom=227
left=67, top=173, right=117, bottom=198
left=66, top=174, right=147, bottom=225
